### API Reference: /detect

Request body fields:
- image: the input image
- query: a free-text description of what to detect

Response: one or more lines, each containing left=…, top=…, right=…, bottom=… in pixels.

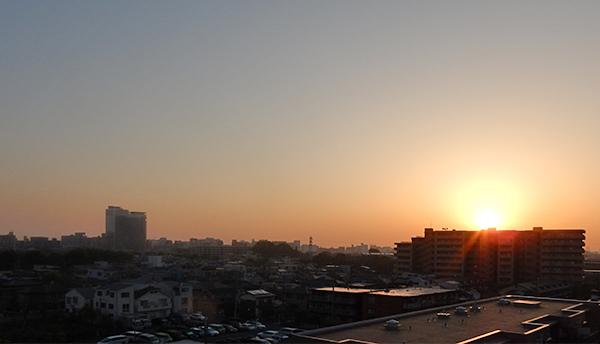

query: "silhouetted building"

left=0, top=231, right=18, bottom=250
left=61, top=232, right=89, bottom=248
left=105, top=206, right=147, bottom=251
left=115, top=211, right=146, bottom=251
left=395, top=227, right=585, bottom=285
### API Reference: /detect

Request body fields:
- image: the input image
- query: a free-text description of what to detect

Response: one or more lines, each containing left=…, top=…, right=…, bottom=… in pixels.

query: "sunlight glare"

left=476, top=210, right=500, bottom=229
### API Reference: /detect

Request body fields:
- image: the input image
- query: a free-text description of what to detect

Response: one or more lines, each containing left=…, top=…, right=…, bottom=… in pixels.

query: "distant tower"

left=309, top=236, right=313, bottom=254
left=105, top=206, right=147, bottom=251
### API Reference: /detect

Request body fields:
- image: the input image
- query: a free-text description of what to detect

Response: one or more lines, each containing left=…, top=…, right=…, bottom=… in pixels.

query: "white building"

left=93, top=283, right=136, bottom=319
left=134, top=286, right=173, bottom=319
left=65, top=287, right=95, bottom=312
left=156, top=281, right=193, bottom=314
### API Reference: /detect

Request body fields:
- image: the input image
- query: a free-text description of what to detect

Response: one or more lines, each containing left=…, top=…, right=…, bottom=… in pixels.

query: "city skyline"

left=2, top=2, right=600, bottom=249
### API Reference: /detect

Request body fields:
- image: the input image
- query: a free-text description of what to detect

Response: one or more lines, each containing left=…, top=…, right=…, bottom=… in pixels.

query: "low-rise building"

left=134, top=286, right=172, bottom=319
left=309, top=286, right=460, bottom=326
left=93, top=283, right=135, bottom=319
left=293, top=296, right=600, bottom=344
left=65, top=287, right=95, bottom=312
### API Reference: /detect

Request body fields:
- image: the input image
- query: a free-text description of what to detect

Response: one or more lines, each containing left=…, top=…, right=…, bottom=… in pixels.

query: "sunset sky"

left=2, top=1, right=600, bottom=249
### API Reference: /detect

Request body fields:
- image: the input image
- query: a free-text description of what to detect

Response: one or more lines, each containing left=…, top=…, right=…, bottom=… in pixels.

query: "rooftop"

left=296, top=296, right=593, bottom=344
left=312, top=286, right=454, bottom=297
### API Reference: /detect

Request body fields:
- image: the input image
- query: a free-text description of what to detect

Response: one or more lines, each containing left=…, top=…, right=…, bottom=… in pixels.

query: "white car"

left=97, top=335, right=130, bottom=344
left=209, top=323, right=227, bottom=334
left=243, top=321, right=257, bottom=330
left=137, top=333, right=160, bottom=344
left=498, top=298, right=512, bottom=305
left=246, top=320, right=266, bottom=330
left=123, top=330, right=142, bottom=341
left=190, top=312, right=206, bottom=321
left=258, top=330, right=289, bottom=341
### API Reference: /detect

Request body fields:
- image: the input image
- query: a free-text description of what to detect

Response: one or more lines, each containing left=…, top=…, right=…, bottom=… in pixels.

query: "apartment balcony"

left=541, top=261, right=583, bottom=268
left=541, top=246, right=584, bottom=253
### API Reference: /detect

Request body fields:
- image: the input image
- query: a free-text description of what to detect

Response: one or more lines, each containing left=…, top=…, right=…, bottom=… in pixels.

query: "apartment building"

left=395, top=227, right=585, bottom=285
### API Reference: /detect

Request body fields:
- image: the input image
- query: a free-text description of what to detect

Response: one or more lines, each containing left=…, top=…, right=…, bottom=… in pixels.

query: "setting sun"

left=476, top=211, right=500, bottom=229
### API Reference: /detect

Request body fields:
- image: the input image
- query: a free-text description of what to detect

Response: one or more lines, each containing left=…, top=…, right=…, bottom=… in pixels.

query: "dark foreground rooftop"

left=293, top=296, right=599, bottom=344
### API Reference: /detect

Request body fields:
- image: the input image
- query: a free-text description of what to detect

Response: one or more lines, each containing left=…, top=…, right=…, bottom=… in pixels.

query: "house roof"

left=100, top=283, right=133, bottom=291
left=134, top=286, right=165, bottom=299
left=73, top=287, right=96, bottom=299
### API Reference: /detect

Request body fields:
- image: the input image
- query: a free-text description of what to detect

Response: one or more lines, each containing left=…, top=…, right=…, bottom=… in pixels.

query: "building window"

left=367, top=296, right=375, bottom=304
left=181, top=297, right=188, bottom=305
left=66, top=297, right=72, bottom=304
left=97, top=291, right=102, bottom=296
left=123, top=304, right=130, bottom=312
left=367, top=308, right=375, bottom=314
left=101, top=302, right=106, bottom=308
left=110, top=292, right=115, bottom=298
left=108, top=303, right=114, bottom=310
left=121, top=292, right=130, bottom=298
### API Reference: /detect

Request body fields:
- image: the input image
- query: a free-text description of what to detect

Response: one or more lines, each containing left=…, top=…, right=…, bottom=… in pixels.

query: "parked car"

left=242, top=322, right=257, bottom=330
left=227, top=319, right=249, bottom=331
left=154, top=332, right=173, bottom=344
left=123, top=331, right=142, bottom=341
left=97, top=335, right=130, bottom=344
left=498, top=298, right=512, bottom=305
left=190, top=312, right=206, bottom=322
left=223, top=324, right=239, bottom=333
left=169, top=313, right=191, bottom=325
left=130, top=318, right=144, bottom=330
left=209, top=323, right=227, bottom=334
left=241, top=337, right=271, bottom=344
left=189, top=327, right=205, bottom=337
left=141, top=318, right=152, bottom=328
left=133, top=333, right=160, bottom=344
left=250, top=321, right=266, bottom=331
left=152, top=318, right=170, bottom=326
left=278, top=327, right=304, bottom=335
left=200, top=326, right=220, bottom=336
left=258, top=330, right=289, bottom=341
left=163, top=329, right=185, bottom=341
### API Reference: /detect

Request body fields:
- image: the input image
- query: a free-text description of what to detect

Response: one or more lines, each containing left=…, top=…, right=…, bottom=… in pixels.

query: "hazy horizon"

left=2, top=1, right=600, bottom=249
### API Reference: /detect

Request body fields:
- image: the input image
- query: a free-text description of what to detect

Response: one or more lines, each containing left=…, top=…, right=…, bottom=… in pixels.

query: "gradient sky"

left=2, top=1, right=600, bottom=249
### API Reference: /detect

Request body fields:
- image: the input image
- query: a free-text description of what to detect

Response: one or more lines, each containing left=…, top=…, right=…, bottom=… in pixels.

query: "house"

left=65, top=287, right=95, bottom=312
left=240, top=289, right=280, bottom=319
left=134, top=286, right=172, bottom=319
left=191, top=281, right=236, bottom=318
left=93, top=283, right=135, bottom=319
left=155, top=281, right=193, bottom=314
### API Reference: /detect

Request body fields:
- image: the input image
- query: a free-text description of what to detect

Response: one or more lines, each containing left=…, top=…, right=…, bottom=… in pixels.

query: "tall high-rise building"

left=395, top=227, right=585, bottom=284
left=105, top=206, right=147, bottom=251
left=106, top=206, right=129, bottom=234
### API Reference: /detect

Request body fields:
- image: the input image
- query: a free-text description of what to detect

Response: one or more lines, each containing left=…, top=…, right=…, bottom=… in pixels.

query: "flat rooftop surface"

left=299, top=298, right=579, bottom=344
